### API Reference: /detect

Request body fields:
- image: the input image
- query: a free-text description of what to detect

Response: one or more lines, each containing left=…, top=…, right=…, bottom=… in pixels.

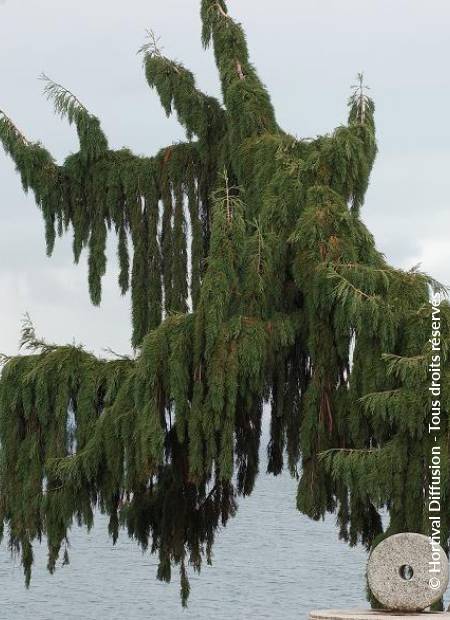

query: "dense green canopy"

left=0, top=0, right=448, bottom=608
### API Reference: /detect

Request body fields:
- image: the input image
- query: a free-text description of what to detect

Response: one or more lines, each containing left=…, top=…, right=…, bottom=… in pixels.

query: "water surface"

left=2, top=423, right=446, bottom=619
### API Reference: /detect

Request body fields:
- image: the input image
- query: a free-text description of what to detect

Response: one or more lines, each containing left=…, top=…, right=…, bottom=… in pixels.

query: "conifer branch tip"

left=138, top=30, right=164, bottom=59
left=0, top=109, right=31, bottom=145
left=40, top=72, right=89, bottom=117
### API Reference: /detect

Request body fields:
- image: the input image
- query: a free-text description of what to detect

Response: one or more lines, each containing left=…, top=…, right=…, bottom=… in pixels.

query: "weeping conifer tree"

left=0, top=1, right=448, bottom=608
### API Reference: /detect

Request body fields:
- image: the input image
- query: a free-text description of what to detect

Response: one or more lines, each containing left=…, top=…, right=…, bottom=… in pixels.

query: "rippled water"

left=2, top=421, right=447, bottom=619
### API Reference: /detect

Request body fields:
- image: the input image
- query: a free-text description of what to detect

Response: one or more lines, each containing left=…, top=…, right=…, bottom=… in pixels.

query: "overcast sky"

left=0, top=0, right=449, bottom=356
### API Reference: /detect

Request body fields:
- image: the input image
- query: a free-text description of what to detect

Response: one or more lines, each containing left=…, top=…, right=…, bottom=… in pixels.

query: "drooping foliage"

left=0, top=0, right=448, bottom=608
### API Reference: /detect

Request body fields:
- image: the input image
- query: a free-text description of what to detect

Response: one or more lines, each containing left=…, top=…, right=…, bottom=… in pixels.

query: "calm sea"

left=1, top=419, right=447, bottom=619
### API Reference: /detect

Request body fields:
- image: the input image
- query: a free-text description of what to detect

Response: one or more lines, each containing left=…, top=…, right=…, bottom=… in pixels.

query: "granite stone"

left=367, top=533, right=449, bottom=612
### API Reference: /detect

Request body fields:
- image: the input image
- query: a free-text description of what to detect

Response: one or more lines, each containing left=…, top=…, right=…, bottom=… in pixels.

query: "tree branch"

left=236, top=61, right=245, bottom=80
left=142, top=37, right=225, bottom=139
left=0, top=109, right=31, bottom=146
left=216, top=2, right=228, bottom=18
left=40, top=73, right=89, bottom=115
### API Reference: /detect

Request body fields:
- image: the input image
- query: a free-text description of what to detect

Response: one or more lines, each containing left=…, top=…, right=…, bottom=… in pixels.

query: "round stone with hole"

left=367, top=533, right=449, bottom=611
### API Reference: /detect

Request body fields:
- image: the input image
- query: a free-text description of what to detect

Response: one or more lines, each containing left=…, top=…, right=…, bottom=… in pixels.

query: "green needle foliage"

left=0, top=1, right=448, bottom=607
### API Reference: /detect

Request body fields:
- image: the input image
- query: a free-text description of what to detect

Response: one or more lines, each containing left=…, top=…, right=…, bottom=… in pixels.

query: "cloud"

left=1, top=0, right=449, bottom=354
left=409, top=239, right=450, bottom=287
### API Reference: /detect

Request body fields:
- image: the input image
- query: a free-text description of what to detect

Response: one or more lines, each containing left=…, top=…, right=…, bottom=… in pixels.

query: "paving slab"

left=309, top=610, right=450, bottom=620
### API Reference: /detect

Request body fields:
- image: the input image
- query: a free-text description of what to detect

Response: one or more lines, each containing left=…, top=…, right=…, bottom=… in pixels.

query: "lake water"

left=1, top=420, right=448, bottom=619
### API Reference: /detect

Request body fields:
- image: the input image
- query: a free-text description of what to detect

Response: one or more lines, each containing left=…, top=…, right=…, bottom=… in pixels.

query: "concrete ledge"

left=309, top=610, right=450, bottom=620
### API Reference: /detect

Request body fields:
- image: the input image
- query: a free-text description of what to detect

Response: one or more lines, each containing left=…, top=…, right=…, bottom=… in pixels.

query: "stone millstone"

left=367, top=533, right=449, bottom=611
left=309, top=610, right=450, bottom=619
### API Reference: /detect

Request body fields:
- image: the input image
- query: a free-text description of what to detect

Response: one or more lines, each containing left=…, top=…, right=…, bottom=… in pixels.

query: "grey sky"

left=1, top=0, right=449, bottom=356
